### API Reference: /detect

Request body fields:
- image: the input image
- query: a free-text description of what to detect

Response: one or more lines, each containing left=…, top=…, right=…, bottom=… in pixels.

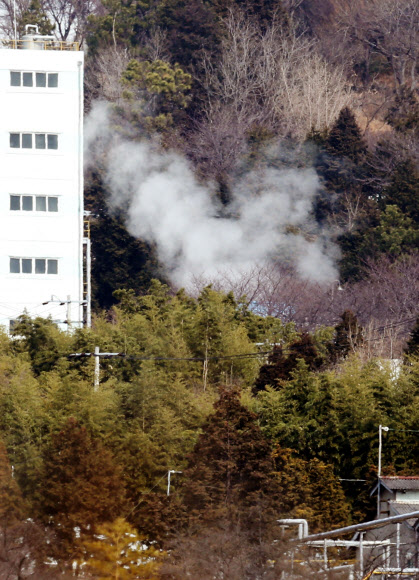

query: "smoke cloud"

left=85, top=102, right=339, bottom=288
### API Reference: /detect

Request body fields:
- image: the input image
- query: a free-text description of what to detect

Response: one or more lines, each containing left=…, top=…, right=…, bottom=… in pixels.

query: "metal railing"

left=2, top=39, right=80, bottom=51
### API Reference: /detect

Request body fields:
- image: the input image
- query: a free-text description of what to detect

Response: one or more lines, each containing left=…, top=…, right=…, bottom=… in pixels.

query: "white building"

left=0, top=33, right=87, bottom=331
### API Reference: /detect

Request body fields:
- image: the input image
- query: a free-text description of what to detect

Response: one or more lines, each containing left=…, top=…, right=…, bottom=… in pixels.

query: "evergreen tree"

left=19, top=0, right=54, bottom=36
left=328, top=310, right=363, bottom=363
left=79, top=517, right=165, bottom=579
left=84, top=169, right=160, bottom=310
left=38, top=418, right=126, bottom=554
left=405, top=316, right=419, bottom=357
left=382, top=160, right=419, bottom=224
left=325, top=107, right=367, bottom=162
left=156, top=0, right=221, bottom=74
left=254, top=333, right=323, bottom=393
left=209, top=0, right=289, bottom=30
left=121, top=58, right=192, bottom=131
left=86, top=0, right=152, bottom=53
left=374, top=205, right=419, bottom=256
left=0, top=441, right=55, bottom=579
left=273, top=448, right=350, bottom=533
left=314, top=107, right=377, bottom=279
left=10, top=314, right=72, bottom=375
left=180, top=387, right=280, bottom=535
left=0, top=440, right=26, bottom=526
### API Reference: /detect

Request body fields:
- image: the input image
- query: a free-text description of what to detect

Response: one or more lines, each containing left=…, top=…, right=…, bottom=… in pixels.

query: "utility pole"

left=68, top=350, right=126, bottom=389
left=42, top=295, right=86, bottom=328
left=167, top=470, right=182, bottom=496
left=377, top=424, right=389, bottom=517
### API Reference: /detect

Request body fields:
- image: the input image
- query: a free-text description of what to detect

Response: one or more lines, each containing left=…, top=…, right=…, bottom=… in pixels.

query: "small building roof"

left=381, top=477, right=419, bottom=491
left=389, top=501, right=419, bottom=528
left=370, top=476, right=419, bottom=496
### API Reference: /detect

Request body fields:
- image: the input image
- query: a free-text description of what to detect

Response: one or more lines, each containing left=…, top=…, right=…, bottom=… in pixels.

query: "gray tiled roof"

left=389, top=501, right=419, bottom=527
left=381, top=477, right=419, bottom=491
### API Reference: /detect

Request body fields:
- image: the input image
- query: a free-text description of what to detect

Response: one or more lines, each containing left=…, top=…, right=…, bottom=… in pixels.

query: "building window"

left=10, top=133, right=59, bottom=150
left=9, top=258, right=58, bottom=275
left=10, top=71, right=59, bottom=88
left=10, top=195, right=59, bottom=212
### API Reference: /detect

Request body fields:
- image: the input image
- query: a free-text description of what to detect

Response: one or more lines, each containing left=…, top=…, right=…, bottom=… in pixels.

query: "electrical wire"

left=69, top=350, right=273, bottom=362
left=387, top=428, right=419, bottom=433
left=125, top=472, right=170, bottom=517
left=66, top=315, right=418, bottom=363
left=372, top=317, right=417, bottom=332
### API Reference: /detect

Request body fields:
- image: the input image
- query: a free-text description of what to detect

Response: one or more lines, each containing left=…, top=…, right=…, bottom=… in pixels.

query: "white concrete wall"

left=395, top=491, right=419, bottom=503
left=0, top=48, right=84, bottom=331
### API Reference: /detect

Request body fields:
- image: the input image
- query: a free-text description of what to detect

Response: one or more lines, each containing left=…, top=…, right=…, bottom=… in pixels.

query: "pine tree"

left=38, top=418, right=126, bottom=553
left=326, top=107, right=367, bottom=162
left=79, top=517, right=165, bottom=579
left=19, top=0, right=54, bottom=36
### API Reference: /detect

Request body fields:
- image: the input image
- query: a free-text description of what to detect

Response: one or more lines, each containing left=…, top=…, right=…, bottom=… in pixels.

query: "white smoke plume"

left=85, top=102, right=339, bottom=288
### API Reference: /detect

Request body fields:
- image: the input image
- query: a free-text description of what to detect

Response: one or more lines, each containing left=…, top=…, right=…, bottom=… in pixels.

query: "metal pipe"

left=299, top=511, right=419, bottom=543
left=85, top=237, right=91, bottom=328
left=306, top=540, right=391, bottom=548
left=359, top=532, right=364, bottom=579
left=277, top=519, right=309, bottom=539
left=94, top=346, right=100, bottom=390
left=396, top=522, right=400, bottom=570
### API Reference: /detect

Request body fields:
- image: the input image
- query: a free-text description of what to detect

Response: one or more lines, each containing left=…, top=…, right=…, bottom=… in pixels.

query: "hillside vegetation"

left=0, top=0, right=418, bottom=577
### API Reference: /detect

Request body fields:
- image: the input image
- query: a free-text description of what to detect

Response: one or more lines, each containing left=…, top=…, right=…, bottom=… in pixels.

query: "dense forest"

left=0, top=0, right=418, bottom=577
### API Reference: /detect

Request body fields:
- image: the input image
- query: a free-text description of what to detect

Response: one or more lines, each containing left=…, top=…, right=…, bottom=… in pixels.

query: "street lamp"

left=377, top=424, right=389, bottom=517
left=167, top=470, right=182, bottom=496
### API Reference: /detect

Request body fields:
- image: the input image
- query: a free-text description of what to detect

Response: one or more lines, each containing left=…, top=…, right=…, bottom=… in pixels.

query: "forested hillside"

left=0, top=0, right=418, bottom=577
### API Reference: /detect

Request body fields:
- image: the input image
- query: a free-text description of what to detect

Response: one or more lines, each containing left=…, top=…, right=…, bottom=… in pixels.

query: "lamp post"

left=377, top=424, right=389, bottom=517
left=167, top=470, right=182, bottom=496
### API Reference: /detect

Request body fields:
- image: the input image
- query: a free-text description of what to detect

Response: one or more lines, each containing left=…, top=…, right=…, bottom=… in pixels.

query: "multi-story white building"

left=0, top=31, right=87, bottom=331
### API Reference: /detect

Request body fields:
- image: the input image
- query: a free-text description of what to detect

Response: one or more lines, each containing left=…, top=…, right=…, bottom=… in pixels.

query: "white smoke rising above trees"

left=85, top=102, right=339, bottom=288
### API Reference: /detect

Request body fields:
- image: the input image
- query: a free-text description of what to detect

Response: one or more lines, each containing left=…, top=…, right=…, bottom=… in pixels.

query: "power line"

left=68, top=350, right=273, bottom=362
left=67, top=314, right=418, bottom=364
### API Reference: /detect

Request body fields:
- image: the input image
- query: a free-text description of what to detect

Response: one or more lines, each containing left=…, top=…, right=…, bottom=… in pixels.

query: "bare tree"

left=191, top=253, right=419, bottom=358
left=44, top=0, right=100, bottom=44
left=84, top=45, right=130, bottom=104
left=199, top=10, right=352, bottom=145
left=0, top=0, right=101, bottom=43
left=187, top=11, right=351, bottom=182
left=339, top=0, right=419, bottom=94
left=0, top=0, right=30, bottom=37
